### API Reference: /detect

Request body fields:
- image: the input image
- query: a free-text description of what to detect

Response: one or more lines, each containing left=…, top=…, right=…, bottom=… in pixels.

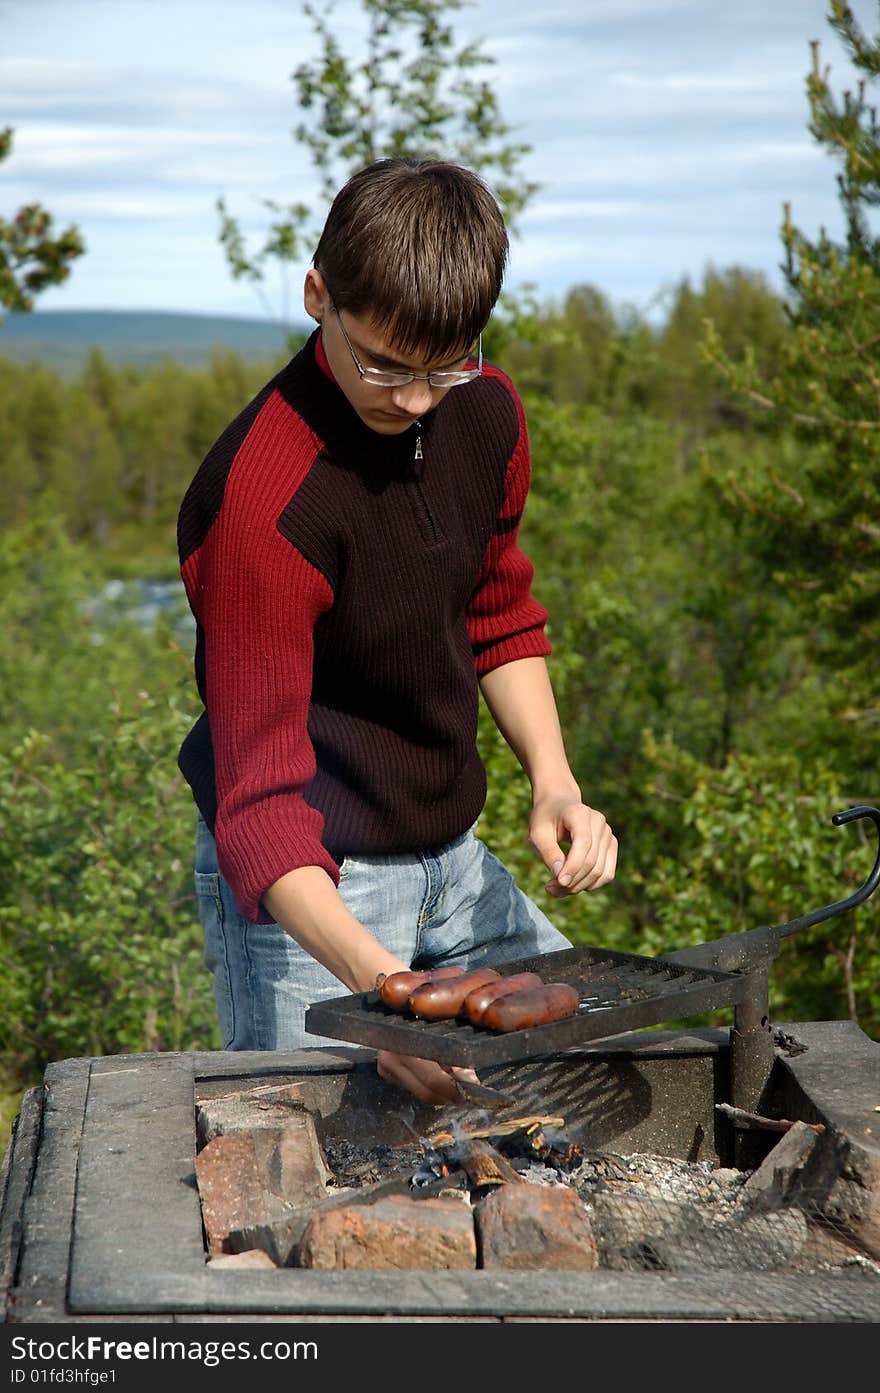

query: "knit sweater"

left=177, top=329, right=551, bottom=923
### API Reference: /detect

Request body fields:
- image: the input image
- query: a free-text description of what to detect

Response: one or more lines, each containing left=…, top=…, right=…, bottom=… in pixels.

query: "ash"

left=322, top=1136, right=425, bottom=1187
left=571, top=1151, right=749, bottom=1220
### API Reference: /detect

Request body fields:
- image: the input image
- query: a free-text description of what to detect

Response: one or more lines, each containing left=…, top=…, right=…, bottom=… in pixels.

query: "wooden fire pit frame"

left=2, top=1022, right=879, bottom=1323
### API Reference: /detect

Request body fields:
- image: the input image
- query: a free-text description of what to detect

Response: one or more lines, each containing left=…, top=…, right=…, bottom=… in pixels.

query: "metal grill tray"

left=304, top=943, right=746, bottom=1067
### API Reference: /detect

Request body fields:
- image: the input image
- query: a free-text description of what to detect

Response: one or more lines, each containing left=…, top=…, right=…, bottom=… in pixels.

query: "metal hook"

left=777, top=805, right=880, bottom=939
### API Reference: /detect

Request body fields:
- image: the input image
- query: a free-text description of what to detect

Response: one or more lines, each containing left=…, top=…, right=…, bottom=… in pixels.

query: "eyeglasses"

left=331, top=303, right=482, bottom=389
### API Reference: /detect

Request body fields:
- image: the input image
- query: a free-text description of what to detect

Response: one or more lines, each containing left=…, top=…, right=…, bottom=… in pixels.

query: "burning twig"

left=426, top=1115, right=565, bottom=1147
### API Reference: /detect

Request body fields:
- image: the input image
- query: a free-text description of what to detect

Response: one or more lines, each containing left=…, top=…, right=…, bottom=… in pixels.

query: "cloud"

left=6, top=0, right=869, bottom=317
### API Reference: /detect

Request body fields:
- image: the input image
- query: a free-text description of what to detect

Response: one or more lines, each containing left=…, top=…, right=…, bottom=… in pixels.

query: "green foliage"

left=0, top=349, right=284, bottom=553
left=490, top=267, right=788, bottom=443
left=635, top=739, right=878, bottom=1035
left=0, top=517, right=218, bottom=1090
left=702, top=4, right=880, bottom=773
left=0, top=128, right=85, bottom=318
left=217, top=0, right=538, bottom=329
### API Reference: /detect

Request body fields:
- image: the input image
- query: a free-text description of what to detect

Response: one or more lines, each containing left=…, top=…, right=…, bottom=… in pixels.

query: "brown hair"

left=313, top=158, right=508, bottom=359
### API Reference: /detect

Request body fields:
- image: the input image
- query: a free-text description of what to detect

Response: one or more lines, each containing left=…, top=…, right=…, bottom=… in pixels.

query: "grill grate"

left=305, top=944, right=746, bottom=1066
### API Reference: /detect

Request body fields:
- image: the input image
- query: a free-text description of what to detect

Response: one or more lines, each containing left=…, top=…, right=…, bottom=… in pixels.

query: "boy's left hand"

left=529, top=796, right=618, bottom=896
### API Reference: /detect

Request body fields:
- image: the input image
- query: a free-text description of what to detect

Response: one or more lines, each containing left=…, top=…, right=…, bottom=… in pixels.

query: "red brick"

left=194, top=1133, right=268, bottom=1256
left=475, top=1183, right=598, bottom=1270
left=297, top=1194, right=476, bottom=1270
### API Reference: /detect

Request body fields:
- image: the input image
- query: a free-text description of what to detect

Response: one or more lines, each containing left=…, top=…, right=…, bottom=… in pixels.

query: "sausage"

left=377, top=965, right=465, bottom=1011
left=461, top=972, right=544, bottom=1026
left=408, top=965, right=501, bottom=1020
left=480, top=982, right=579, bottom=1032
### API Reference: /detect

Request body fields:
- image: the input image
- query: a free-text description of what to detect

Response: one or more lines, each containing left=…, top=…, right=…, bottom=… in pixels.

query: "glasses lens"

left=428, top=370, right=480, bottom=387
left=362, top=369, right=413, bottom=387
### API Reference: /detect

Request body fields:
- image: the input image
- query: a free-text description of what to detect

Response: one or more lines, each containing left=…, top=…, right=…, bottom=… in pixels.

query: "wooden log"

left=715, top=1102, right=825, bottom=1135
left=426, top=1114, right=565, bottom=1148
left=442, top=1138, right=524, bottom=1189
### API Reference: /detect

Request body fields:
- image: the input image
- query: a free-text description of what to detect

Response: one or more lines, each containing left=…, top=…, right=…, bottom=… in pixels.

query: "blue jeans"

left=194, top=815, right=571, bottom=1051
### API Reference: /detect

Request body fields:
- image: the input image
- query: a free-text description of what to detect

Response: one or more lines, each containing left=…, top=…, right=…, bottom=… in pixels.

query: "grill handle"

left=665, top=805, right=880, bottom=974
left=776, top=804, right=880, bottom=939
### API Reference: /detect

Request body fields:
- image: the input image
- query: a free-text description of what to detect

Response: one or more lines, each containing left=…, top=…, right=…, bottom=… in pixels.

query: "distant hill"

left=0, top=309, right=310, bottom=375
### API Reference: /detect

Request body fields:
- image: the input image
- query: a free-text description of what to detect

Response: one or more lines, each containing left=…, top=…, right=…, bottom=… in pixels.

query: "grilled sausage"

left=480, top=982, right=579, bottom=1032
left=377, top=965, right=465, bottom=1011
left=408, top=966, right=501, bottom=1020
left=461, top=972, right=544, bottom=1026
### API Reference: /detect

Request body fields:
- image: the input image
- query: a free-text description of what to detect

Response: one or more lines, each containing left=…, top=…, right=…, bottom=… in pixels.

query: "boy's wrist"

left=529, top=771, right=582, bottom=807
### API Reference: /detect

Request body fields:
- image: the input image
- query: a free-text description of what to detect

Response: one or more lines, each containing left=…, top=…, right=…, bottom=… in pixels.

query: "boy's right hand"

left=376, top=1049, right=479, bottom=1106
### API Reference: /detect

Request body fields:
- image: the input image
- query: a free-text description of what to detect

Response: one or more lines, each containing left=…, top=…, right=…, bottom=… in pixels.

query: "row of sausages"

left=374, top=964, right=579, bottom=1032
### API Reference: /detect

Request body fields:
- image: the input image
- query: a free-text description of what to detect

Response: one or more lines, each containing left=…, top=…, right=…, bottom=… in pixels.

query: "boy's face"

left=304, top=270, right=473, bottom=436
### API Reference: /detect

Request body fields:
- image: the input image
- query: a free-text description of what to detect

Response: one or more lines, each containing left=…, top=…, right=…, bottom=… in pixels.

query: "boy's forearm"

left=261, top=866, right=406, bottom=994
left=479, top=655, right=618, bottom=895
left=478, top=655, right=579, bottom=798
left=262, top=866, right=479, bottom=1107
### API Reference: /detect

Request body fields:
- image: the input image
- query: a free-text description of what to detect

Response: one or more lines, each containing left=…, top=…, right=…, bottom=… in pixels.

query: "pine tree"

left=703, top=1, right=880, bottom=767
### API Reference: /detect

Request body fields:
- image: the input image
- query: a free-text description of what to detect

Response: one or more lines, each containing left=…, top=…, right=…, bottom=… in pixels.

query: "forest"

left=1, top=1, right=878, bottom=1139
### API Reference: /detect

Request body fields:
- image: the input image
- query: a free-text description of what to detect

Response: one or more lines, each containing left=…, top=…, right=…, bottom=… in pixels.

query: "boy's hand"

left=530, top=796, right=618, bottom=896
left=376, top=1050, right=480, bottom=1105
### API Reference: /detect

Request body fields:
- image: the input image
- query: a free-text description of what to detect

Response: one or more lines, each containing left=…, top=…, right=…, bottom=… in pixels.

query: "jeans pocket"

left=194, top=869, right=235, bottom=1048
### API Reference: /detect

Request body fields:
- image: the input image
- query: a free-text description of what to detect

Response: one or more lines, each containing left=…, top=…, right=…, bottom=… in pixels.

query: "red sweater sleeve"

left=465, top=375, right=552, bottom=675
left=181, top=391, right=338, bottom=922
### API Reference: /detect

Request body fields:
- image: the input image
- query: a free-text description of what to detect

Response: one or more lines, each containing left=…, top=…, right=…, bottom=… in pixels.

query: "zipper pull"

left=414, top=421, right=423, bottom=461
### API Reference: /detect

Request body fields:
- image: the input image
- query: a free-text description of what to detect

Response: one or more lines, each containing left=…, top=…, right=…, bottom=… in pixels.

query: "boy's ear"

left=304, top=268, right=330, bottom=322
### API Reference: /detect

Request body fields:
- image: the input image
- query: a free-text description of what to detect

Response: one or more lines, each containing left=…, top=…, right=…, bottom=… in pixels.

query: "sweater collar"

left=279, top=328, right=428, bottom=474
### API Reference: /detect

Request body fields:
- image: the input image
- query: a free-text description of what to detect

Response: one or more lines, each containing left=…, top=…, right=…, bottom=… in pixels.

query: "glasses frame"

left=331, top=303, right=482, bottom=389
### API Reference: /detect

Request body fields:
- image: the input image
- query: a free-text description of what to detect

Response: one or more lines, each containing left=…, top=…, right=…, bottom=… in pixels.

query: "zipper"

left=407, top=420, right=444, bottom=546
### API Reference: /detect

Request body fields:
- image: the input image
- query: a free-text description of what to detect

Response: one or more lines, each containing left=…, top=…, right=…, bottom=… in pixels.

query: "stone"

left=196, top=1084, right=309, bottom=1146
left=206, top=1249, right=277, bottom=1269
left=227, top=1211, right=313, bottom=1267
left=195, top=1092, right=333, bottom=1253
left=789, top=1126, right=880, bottom=1261
left=789, top=1224, right=870, bottom=1273
left=739, top=1122, right=819, bottom=1211
left=644, top=1206, right=809, bottom=1273
left=194, top=1133, right=270, bottom=1256
left=250, top=1114, right=333, bottom=1207
left=297, top=1194, right=477, bottom=1270
left=588, top=1192, right=691, bottom=1270
left=475, top=1183, right=598, bottom=1270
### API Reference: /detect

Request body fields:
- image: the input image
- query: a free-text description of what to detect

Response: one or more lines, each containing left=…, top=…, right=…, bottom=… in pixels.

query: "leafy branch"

left=0, top=128, right=85, bottom=322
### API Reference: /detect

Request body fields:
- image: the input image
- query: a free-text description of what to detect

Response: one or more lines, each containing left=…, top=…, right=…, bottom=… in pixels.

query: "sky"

left=2, top=0, right=877, bottom=324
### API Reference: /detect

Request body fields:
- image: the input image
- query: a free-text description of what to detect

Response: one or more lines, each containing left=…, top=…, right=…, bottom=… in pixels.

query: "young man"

left=177, top=158, right=617, bottom=1105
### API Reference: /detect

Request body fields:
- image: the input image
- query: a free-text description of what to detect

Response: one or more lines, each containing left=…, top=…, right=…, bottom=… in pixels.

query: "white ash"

left=573, top=1152, right=750, bottom=1222
left=511, top=1150, right=749, bottom=1229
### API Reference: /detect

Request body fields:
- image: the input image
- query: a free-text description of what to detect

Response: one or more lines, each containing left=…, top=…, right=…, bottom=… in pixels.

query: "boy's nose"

left=390, top=378, right=433, bottom=415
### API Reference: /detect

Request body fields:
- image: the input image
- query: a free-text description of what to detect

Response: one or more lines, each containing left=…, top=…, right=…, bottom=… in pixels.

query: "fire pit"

left=305, top=805, right=880, bottom=1169
left=2, top=809, right=879, bottom=1323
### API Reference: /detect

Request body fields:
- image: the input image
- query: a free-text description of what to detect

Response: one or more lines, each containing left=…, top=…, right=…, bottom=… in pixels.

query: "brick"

left=297, top=1194, right=476, bottom=1270
left=476, top=1183, right=598, bottom=1270
left=194, top=1133, right=270, bottom=1256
